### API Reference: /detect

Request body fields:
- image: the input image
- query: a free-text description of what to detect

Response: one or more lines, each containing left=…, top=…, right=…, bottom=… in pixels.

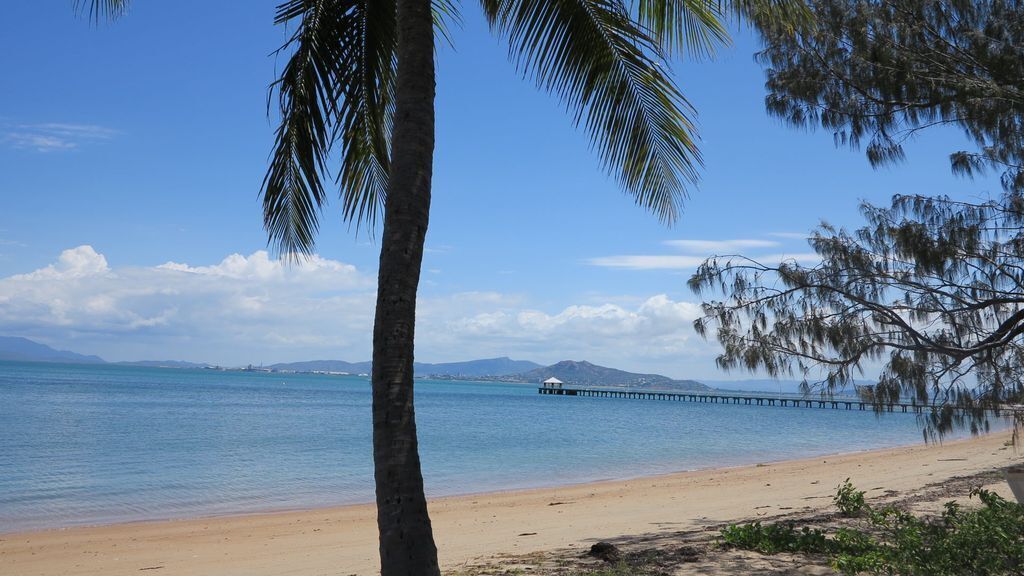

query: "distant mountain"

left=512, top=360, right=710, bottom=391
left=419, top=357, right=542, bottom=377
left=117, top=360, right=212, bottom=369
left=0, top=336, right=105, bottom=364
left=269, top=356, right=541, bottom=377
left=269, top=359, right=372, bottom=374
left=0, top=338, right=705, bottom=393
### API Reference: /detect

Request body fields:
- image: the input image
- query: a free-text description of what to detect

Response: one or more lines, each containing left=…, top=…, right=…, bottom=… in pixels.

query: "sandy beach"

left=1, top=431, right=1018, bottom=575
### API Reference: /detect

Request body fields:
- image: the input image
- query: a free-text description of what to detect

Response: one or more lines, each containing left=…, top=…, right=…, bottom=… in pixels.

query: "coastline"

left=2, top=431, right=1019, bottom=575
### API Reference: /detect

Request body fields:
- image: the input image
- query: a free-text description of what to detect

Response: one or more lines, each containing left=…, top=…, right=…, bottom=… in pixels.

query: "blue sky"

left=0, top=1, right=1002, bottom=378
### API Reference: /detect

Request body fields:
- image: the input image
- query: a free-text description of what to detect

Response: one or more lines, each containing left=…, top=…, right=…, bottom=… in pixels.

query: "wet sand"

left=0, top=431, right=1017, bottom=575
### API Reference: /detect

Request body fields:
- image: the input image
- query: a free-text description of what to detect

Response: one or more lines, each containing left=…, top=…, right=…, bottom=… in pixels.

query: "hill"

left=268, top=359, right=372, bottom=373
left=269, top=357, right=541, bottom=377
left=0, top=338, right=708, bottom=392
left=117, top=360, right=213, bottom=369
left=0, top=336, right=105, bottom=364
left=419, top=357, right=542, bottom=377
left=512, top=360, right=709, bottom=391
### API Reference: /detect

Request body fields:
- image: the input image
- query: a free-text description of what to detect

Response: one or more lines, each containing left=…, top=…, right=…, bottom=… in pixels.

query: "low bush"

left=833, top=478, right=866, bottom=517
left=721, top=483, right=1024, bottom=575
left=720, top=521, right=831, bottom=554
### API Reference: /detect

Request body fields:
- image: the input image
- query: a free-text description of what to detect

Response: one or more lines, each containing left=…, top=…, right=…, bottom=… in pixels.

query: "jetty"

left=538, top=386, right=935, bottom=414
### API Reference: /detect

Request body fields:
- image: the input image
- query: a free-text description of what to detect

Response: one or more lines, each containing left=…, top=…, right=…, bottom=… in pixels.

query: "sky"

left=0, top=1, right=1004, bottom=379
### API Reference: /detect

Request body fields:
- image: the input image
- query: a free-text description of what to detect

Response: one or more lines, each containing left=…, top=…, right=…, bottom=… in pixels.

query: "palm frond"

left=483, top=0, right=701, bottom=224
left=634, top=0, right=811, bottom=58
left=433, top=0, right=463, bottom=48
left=74, top=0, right=130, bottom=21
left=635, top=0, right=729, bottom=58
left=336, top=0, right=395, bottom=227
left=264, top=0, right=395, bottom=257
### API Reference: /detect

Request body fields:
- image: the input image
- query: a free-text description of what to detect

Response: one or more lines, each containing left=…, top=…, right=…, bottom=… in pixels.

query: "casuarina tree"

left=690, top=192, right=1024, bottom=440
left=756, top=0, right=1024, bottom=190
left=78, top=0, right=807, bottom=572
left=692, top=0, right=1024, bottom=440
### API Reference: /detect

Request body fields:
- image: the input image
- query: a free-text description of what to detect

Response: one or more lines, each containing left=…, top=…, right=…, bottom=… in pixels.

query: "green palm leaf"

left=636, top=0, right=812, bottom=58
left=483, top=0, right=701, bottom=224
left=264, top=0, right=396, bottom=257
left=635, top=0, right=729, bottom=58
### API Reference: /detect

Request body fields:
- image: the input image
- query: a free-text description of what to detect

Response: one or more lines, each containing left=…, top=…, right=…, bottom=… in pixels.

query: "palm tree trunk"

left=371, top=0, right=439, bottom=573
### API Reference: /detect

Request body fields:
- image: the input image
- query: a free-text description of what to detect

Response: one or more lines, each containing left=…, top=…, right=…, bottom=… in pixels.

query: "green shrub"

left=721, top=483, right=1024, bottom=575
left=720, top=521, right=831, bottom=554
left=833, top=477, right=867, bottom=517
left=854, top=489, right=1024, bottom=575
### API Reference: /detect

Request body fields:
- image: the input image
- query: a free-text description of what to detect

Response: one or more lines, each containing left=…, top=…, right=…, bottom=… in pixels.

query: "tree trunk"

left=371, top=0, right=439, bottom=572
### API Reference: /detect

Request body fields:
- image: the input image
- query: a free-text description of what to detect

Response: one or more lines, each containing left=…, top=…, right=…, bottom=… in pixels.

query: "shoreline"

left=0, top=432, right=968, bottom=536
left=1, top=431, right=1018, bottom=575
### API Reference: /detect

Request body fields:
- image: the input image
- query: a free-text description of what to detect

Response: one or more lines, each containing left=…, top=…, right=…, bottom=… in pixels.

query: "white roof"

left=543, top=377, right=563, bottom=384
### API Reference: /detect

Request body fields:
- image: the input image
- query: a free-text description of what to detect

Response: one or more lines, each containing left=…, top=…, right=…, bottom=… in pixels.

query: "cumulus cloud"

left=420, top=293, right=713, bottom=374
left=0, top=247, right=722, bottom=376
left=12, top=245, right=110, bottom=280
left=0, top=246, right=375, bottom=363
left=442, top=294, right=699, bottom=341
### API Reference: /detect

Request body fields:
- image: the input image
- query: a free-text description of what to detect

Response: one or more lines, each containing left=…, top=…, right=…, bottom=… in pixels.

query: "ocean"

left=0, top=361, right=969, bottom=533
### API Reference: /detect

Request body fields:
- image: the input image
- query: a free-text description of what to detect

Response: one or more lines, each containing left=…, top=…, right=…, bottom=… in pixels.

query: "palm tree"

left=81, top=0, right=806, bottom=573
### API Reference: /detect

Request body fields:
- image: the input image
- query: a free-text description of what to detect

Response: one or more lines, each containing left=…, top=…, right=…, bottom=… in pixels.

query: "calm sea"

left=0, top=361, right=968, bottom=532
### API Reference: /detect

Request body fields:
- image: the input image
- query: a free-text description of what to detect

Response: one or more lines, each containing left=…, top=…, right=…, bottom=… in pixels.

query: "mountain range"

left=268, top=357, right=542, bottom=377
left=0, top=336, right=105, bottom=364
left=508, top=360, right=710, bottom=391
left=0, top=336, right=746, bottom=392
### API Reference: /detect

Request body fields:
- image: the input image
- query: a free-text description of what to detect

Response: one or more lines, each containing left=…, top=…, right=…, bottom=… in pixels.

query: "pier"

left=538, top=386, right=934, bottom=413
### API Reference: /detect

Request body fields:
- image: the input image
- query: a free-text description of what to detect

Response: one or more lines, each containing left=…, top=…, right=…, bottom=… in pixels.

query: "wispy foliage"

left=263, top=0, right=396, bottom=257
left=481, top=0, right=808, bottom=224
left=690, top=193, right=1024, bottom=438
left=757, top=0, right=1024, bottom=191
left=636, top=0, right=811, bottom=58
left=71, top=0, right=810, bottom=251
left=483, top=0, right=705, bottom=224
left=263, top=0, right=809, bottom=249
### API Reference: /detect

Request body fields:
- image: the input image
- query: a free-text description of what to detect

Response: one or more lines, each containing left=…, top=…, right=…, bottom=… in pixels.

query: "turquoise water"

left=0, top=361, right=960, bottom=532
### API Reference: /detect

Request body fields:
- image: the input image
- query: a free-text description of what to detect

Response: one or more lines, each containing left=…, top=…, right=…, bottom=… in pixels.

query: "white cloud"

left=0, top=247, right=727, bottom=378
left=0, top=247, right=375, bottom=363
left=589, top=252, right=820, bottom=270
left=157, top=251, right=364, bottom=287
left=587, top=255, right=708, bottom=270
left=421, top=294, right=713, bottom=374
left=13, top=245, right=110, bottom=280
left=663, top=239, right=780, bottom=253
left=767, top=232, right=810, bottom=240
left=589, top=236, right=820, bottom=271
left=4, top=123, right=118, bottom=152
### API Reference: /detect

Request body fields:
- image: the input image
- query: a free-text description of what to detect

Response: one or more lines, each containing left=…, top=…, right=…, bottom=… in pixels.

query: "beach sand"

left=1, top=431, right=1018, bottom=575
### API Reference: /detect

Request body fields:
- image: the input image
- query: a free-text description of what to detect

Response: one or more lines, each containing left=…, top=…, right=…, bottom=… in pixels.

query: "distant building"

left=542, top=377, right=564, bottom=389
